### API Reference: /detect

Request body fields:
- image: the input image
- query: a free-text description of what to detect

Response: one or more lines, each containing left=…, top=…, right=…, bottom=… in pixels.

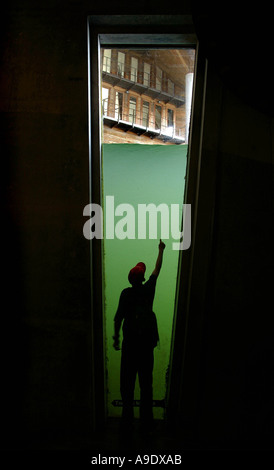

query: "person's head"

left=128, top=262, right=146, bottom=286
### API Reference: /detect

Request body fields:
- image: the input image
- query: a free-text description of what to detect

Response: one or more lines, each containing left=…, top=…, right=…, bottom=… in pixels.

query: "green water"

left=102, top=143, right=187, bottom=419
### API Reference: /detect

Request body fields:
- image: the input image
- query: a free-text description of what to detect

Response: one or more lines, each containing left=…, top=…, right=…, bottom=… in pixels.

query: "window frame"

left=102, top=86, right=109, bottom=116
left=115, top=91, right=123, bottom=121
left=155, top=65, right=162, bottom=91
left=168, top=78, right=174, bottom=95
left=155, top=104, right=162, bottom=130
left=142, top=99, right=150, bottom=127
left=117, top=50, right=125, bottom=77
left=128, top=95, right=137, bottom=123
left=87, top=15, right=214, bottom=432
left=167, top=107, right=174, bottom=127
left=143, top=62, right=151, bottom=87
left=130, top=56, right=138, bottom=82
left=102, top=48, right=111, bottom=73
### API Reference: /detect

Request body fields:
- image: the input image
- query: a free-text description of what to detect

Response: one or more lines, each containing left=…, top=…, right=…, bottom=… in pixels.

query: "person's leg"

left=120, top=346, right=137, bottom=428
left=138, top=347, right=154, bottom=427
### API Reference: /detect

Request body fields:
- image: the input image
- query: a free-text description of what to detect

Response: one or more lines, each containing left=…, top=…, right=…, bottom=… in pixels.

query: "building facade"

left=101, top=48, right=195, bottom=145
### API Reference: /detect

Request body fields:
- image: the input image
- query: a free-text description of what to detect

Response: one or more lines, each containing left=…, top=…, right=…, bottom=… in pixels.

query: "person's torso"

left=122, top=278, right=158, bottom=347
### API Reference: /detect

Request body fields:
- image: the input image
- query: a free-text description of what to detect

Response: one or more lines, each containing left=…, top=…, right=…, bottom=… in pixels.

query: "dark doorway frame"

left=87, top=15, right=219, bottom=433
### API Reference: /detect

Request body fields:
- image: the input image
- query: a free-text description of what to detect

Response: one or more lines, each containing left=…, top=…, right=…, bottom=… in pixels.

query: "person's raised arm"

left=152, top=239, right=166, bottom=278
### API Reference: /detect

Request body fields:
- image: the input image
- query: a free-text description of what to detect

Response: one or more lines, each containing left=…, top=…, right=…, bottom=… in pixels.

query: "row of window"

left=102, top=49, right=175, bottom=95
left=102, top=87, right=176, bottom=134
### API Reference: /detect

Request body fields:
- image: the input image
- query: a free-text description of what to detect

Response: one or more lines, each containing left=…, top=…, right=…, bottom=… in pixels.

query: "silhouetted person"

left=113, top=239, right=166, bottom=431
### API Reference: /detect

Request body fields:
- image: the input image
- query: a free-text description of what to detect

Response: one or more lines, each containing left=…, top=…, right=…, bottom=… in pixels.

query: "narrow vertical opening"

left=100, top=43, right=196, bottom=422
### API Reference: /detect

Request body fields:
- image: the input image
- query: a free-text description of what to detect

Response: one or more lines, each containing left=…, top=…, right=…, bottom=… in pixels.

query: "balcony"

left=102, top=57, right=185, bottom=108
left=102, top=98, right=185, bottom=144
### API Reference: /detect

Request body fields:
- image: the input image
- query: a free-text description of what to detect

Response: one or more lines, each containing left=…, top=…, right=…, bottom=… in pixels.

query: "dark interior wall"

left=196, top=79, right=274, bottom=447
left=1, top=0, right=273, bottom=451
left=1, top=2, right=94, bottom=448
left=187, top=7, right=274, bottom=448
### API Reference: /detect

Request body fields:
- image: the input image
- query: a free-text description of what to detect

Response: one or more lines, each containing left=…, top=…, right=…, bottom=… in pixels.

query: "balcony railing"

left=101, top=55, right=185, bottom=108
left=102, top=98, right=185, bottom=144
